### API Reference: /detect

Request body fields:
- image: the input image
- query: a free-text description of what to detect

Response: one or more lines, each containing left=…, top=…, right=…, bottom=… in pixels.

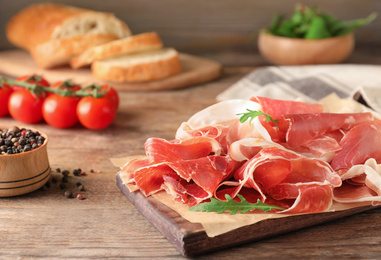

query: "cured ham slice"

left=119, top=156, right=150, bottom=191
left=249, top=96, right=325, bottom=142
left=229, top=138, right=285, bottom=162
left=331, top=120, right=381, bottom=170
left=251, top=96, right=324, bottom=120
left=145, top=137, right=222, bottom=163
left=175, top=99, right=274, bottom=146
left=333, top=158, right=381, bottom=204
left=219, top=147, right=341, bottom=213
left=123, top=155, right=234, bottom=203
left=279, top=185, right=334, bottom=213
left=278, top=112, right=374, bottom=148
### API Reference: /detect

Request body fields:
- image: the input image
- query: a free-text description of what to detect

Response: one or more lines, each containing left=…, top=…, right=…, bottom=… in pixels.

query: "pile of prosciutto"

left=119, top=96, right=381, bottom=214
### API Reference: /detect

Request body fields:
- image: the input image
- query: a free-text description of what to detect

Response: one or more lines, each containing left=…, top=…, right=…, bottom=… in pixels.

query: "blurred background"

left=1, top=0, right=381, bottom=66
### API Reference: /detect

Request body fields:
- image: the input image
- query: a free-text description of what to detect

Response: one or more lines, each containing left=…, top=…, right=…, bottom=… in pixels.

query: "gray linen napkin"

left=217, top=64, right=381, bottom=113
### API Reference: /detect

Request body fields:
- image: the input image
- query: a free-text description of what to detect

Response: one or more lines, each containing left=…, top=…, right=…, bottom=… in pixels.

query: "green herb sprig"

left=237, top=109, right=279, bottom=127
left=268, top=4, right=377, bottom=39
left=189, top=194, right=285, bottom=215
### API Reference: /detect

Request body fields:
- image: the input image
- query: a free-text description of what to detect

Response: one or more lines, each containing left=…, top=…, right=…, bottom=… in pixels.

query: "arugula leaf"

left=267, top=4, right=376, bottom=39
left=237, top=109, right=279, bottom=127
left=189, top=194, right=285, bottom=215
left=336, top=12, right=377, bottom=36
left=269, top=14, right=283, bottom=34
left=305, top=15, right=332, bottom=39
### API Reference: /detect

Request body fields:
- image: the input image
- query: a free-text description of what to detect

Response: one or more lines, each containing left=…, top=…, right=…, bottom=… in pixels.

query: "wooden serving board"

left=0, top=49, right=222, bottom=91
left=116, top=173, right=379, bottom=257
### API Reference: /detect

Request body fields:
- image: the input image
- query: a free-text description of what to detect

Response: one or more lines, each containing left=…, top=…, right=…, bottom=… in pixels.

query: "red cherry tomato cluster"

left=0, top=74, right=119, bottom=130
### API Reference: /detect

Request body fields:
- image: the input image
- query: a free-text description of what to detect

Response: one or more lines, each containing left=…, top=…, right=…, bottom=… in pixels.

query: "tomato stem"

left=0, top=77, right=107, bottom=98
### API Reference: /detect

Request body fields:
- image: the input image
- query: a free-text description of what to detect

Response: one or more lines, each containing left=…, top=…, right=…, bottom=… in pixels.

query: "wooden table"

left=1, top=49, right=381, bottom=259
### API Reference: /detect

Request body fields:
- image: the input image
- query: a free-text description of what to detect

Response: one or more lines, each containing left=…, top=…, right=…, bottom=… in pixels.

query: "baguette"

left=6, top=3, right=131, bottom=51
left=70, top=32, right=163, bottom=69
left=92, top=47, right=182, bottom=83
left=30, top=34, right=120, bottom=69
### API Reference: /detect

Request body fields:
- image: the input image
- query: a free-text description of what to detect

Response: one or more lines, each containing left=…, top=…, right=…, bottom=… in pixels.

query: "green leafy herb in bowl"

left=258, top=4, right=377, bottom=65
left=269, top=4, right=377, bottom=39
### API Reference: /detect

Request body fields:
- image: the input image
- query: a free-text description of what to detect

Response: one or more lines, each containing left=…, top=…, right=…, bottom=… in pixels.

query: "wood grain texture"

left=0, top=50, right=381, bottom=259
left=116, top=173, right=380, bottom=257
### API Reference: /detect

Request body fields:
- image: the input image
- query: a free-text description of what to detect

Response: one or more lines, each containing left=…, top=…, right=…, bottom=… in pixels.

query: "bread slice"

left=70, top=32, right=163, bottom=69
left=30, top=34, right=120, bottom=69
left=6, top=3, right=131, bottom=51
left=92, top=48, right=182, bottom=83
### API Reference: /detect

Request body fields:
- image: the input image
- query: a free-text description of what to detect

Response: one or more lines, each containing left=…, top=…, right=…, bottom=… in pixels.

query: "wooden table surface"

left=1, top=49, right=381, bottom=259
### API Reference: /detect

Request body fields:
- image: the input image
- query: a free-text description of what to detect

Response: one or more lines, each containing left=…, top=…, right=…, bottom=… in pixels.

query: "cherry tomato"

left=12, top=74, right=50, bottom=91
left=51, top=80, right=82, bottom=92
left=101, top=85, right=119, bottom=110
left=85, top=85, right=119, bottom=110
left=76, top=96, right=116, bottom=130
left=0, top=83, right=13, bottom=117
left=42, top=94, right=80, bottom=128
left=46, top=80, right=82, bottom=98
left=8, top=89, right=44, bottom=124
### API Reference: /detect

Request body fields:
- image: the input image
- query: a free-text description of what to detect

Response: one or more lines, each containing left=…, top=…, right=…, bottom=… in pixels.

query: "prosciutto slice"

left=331, top=120, right=381, bottom=170
left=175, top=99, right=276, bottom=147
left=218, top=147, right=341, bottom=213
left=125, top=155, right=233, bottom=200
left=278, top=112, right=374, bottom=148
left=333, top=159, right=381, bottom=205
left=251, top=96, right=324, bottom=120
left=145, top=136, right=222, bottom=163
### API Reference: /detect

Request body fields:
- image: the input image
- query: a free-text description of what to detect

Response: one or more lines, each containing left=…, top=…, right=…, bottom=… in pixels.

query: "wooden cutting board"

left=0, top=49, right=222, bottom=91
left=116, top=173, right=379, bottom=257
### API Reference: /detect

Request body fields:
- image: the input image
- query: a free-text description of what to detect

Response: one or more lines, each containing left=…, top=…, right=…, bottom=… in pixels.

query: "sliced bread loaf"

left=70, top=32, right=163, bottom=69
left=6, top=3, right=131, bottom=68
left=92, top=47, right=182, bottom=83
left=30, top=34, right=120, bottom=69
left=6, top=3, right=131, bottom=50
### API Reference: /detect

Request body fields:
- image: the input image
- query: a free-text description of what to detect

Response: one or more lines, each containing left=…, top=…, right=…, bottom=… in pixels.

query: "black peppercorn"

left=64, top=190, right=73, bottom=198
left=77, top=185, right=85, bottom=191
left=0, top=127, right=45, bottom=155
left=62, top=170, right=70, bottom=176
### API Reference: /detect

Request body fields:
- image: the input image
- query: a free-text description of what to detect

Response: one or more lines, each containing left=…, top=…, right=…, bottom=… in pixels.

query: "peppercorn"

left=73, top=169, right=81, bottom=176
left=62, top=170, right=70, bottom=176
left=0, top=127, right=45, bottom=155
left=76, top=194, right=85, bottom=200
left=64, top=190, right=73, bottom=198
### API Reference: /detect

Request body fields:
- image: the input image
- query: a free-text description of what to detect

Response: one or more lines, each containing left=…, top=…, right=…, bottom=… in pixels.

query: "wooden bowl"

left=0, top=128, right=50, bottom=197
left=258, top=30, right=354, bottom=65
